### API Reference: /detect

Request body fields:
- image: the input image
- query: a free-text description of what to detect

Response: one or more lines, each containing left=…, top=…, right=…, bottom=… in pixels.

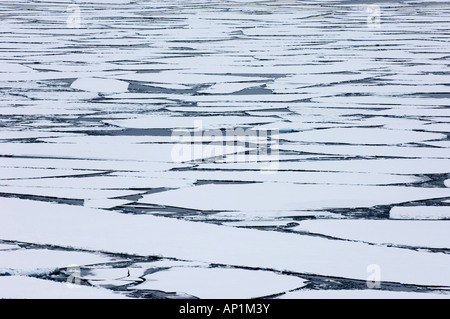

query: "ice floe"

left=133, top=267, right=307, bottom=299
left=70, top=78, right=129, bottom=94
left=390, top=206, right=450, bottom=220
left=292, top=219, right=450, bottom=249
left=0, top=276, right=127, bottom=299
left=139, top=183, right=450, bottom=212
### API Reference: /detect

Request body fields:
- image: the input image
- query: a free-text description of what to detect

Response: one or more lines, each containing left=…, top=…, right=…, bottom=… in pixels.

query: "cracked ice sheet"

left=1, top=197, right=450, bottom=287
left=138, top=183, right=450, bottom=212
left=0, top=276, right=127, bottom=299
left=133, top=267, right=307, bottom=299
left=292, top=220, right=450, bottom=250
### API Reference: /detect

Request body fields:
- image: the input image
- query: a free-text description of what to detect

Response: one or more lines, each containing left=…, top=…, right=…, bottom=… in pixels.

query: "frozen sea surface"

left=0, top=0, right=449, bottom=299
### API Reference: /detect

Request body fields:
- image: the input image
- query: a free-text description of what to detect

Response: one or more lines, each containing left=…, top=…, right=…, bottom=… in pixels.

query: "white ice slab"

left=139, top=183, right=450, bottom=212
left=0, top=142, right=177, bottom=162
left=71, top=78, right=129, bottom=94
left=104, top=115, right=273, bottom=129
left=0, top=185, right=139, bottom=201
left=134, top=267, right=306, bottom=299
left=0, top=157, right=185, bottom=173
left=118, top=71, right=269, bottom=85
left=0, top=276, right=127, bottom=299
left=283, top=128, right=445, bottom=145
left=0, top=107, right=97, bottom=116
left=2, top=198, right=449, bottom=287
left=0, top=131, right=79, bottom=140
left=142, top=170, right=425, bottom=186
left=0, top=167, right=101, bottom=180
left=390, top=207, right=450, bottom=220
left=0, top=175, right=193, bottom=190
left=197, top=159, right=450, bottom=174
left=281, top=144, right=450, bottom=159
left=0, top=249, right=110, bottom=276
left=0, top=62, right=34, bottom=73
left=421, top=123, right=450, bottom=133
left=292, top=220, right=450, bottom=249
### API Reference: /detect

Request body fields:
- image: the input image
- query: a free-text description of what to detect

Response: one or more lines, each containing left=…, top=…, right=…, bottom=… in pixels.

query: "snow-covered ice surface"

left=0, top=0, right=449, bottom=299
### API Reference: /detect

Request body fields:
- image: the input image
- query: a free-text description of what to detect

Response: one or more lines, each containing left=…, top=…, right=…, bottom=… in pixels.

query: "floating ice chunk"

left=390, top=207, right=450, bottom=220
left=0, top=276, right=127, bottom=299
left=423, top=141, right=450, bottom=148
left=311, top=97, right=450, bottom=108
left=210, top=210, right=342, bottom=221
left=0, top=142, right=177, bottom=162
left=421, top=123, right=450, bottom=133
left=71, top=78, right=129, bottom=94
left=292, top=220, right=450, bottom=249
left=0, top=62, right=33, bottom=73
left=133, top=267, right=307, bottom=299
